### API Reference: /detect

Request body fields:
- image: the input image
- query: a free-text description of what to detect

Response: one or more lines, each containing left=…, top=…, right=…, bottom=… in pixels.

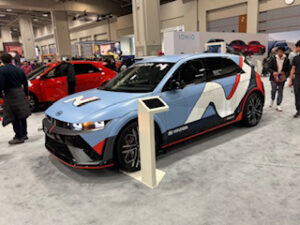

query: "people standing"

left=21, top=61, right=32, bottom=75
left=288, top=40, right=300, bottom=118
left=0, top=53, right=31, bottom=144
left=268, top=47, right=290, bottom=112
left=56, top=57, right=76, bottom=95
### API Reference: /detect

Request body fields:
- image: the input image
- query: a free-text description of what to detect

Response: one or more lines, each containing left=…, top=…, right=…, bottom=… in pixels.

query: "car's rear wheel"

left=115, top=121, right=160, bottom=172
left=242, top=93, right=263, bottom=127
left=29, top=93, right=39, bottom=112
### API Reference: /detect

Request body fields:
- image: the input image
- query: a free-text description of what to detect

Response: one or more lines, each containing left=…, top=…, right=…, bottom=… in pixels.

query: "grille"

left=46, top=135, right=102, bottom=161
left=46, top=136, right=74, bottom=164
left=47, top=116, right=72, bottom=129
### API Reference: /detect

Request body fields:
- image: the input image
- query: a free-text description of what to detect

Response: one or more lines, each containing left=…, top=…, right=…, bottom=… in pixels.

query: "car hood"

left=45, top=89, right=150, bottom=123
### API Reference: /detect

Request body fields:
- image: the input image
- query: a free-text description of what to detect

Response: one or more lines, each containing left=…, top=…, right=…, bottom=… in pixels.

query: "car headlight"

left=28, top=81, right=32, bottom=87
left=71, top=121, right=107, bottom=131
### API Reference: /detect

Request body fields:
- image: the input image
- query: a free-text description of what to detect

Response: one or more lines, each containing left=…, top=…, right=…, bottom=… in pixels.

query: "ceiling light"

left=0, top=14, right=6, bottom=17
left=6, top=9, right=12, bottom=12
left=13, top=28, right=18, bottom=31
left=43, top=13, right=48, bottom=17
left=33, top=18, right=38, bottom=22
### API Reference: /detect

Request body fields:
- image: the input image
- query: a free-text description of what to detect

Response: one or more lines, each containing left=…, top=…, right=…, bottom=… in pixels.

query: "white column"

left=247, top=0, right=259, bottom=33
left=132, top=0, right=161, bottom=57
left=1, top=26, right=13, bottom=43
left=183, top=0, right=198, bottom=32
left=198, top=5, right=207, bottom=32
left=51, top=11, right=72, bottom=59
left=19, top=15, right=36, bottom=60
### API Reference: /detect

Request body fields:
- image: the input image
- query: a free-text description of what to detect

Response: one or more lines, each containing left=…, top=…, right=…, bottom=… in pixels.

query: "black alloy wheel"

left=116, top=122, right=141, bottom=172
left=29, top=93, right=39, bottom=112
left=242, top=93, right=263, bottom=127
left=115, top=121, right=160, bottom=172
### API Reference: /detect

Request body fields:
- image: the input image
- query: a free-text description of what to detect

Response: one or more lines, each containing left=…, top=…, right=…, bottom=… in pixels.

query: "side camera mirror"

left=169, top=79, right=185, bottom=90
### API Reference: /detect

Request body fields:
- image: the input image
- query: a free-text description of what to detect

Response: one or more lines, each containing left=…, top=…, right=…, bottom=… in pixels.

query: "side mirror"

left=169, top=79, right=185, bottom=90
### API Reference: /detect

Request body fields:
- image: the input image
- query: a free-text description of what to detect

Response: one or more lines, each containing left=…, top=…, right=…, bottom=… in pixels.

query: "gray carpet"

left=1, top=77, right=300, bottom=225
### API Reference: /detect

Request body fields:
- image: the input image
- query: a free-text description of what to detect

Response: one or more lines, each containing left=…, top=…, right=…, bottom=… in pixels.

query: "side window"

left=46, top=66, right=64, bottom=78
left=174, top=59, right=206, bottom=85
left=74, top=64, right=99, bottom=75
left=204, top=57, right=243, bottom=80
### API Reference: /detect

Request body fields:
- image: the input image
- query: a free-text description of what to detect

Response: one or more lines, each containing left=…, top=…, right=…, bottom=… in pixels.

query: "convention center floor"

left=0, top=77, right=300, bottom=225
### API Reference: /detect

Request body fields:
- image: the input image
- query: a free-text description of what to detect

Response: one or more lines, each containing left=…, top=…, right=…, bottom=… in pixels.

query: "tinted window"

left=238, top=41, right=246, bottom=45
left=204, top=57, right=243, bottom=79
left=249, top=41, right=259, bottom=45
left=170, top=59, right=206, bottom=86
left=74, top=64, right=99, bottom=75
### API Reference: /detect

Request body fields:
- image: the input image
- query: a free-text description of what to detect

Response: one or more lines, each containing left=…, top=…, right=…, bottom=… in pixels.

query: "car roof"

left=137, top=53, right=239, bottom=64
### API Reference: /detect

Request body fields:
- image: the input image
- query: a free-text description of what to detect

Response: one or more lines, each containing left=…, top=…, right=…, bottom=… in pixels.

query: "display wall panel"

left=208, top=16, right=239, bottom=32
left=258, top=5, right=300, bottom=33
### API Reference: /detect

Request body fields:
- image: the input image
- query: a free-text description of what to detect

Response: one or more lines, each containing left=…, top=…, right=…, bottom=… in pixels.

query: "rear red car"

left=248, top=41, right=266, bottom=54
left=1, top=61, right=117, bottom=110
left=229, top=40, right=249, bottom=53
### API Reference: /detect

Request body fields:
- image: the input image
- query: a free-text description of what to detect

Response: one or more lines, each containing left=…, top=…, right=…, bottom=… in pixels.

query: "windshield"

left=28, top=65, right=50, bottom=80
left=100, top=62, right=174, bottom=93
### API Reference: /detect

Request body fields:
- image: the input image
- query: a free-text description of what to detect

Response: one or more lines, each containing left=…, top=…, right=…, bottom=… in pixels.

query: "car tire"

left=115, top=121, right=160, bottom=172
left=242, top=92, right=263, bottom=127
left=29, top=93, right=39, bottom=112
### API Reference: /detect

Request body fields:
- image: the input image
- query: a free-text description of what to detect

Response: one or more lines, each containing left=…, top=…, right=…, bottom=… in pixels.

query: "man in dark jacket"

left=288, top=40, right=300, bottom=118
left=268, top=47, right=290, bottom=112
left=0, top=53, right=31, bottom=144
left=56, top=57, right=76, bottom=95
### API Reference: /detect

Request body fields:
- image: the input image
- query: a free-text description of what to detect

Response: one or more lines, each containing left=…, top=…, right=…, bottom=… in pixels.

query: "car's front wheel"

left=242, top=92, right=264, bottom=127
left=115, top=121, right=160, bottom=172
left=115, top=122, right=140, bottom=172
left=29, top=93, right=39, bottom=112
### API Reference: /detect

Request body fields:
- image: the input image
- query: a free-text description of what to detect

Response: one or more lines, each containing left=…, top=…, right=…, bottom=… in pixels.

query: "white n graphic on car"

left=64, top=96, right=100, bottom=107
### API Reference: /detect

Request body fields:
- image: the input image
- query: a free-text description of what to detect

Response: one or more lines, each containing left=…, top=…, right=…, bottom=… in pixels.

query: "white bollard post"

left=137, top=97, right=169, bottom=188
left=122, top=96, right=169, bottom=188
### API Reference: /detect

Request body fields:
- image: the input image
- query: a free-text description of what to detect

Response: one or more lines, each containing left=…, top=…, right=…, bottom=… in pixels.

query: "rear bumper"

left=43, top=118, right=115, bottom=169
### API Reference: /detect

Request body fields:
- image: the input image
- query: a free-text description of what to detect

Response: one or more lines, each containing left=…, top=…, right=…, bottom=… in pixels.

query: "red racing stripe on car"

left=93, top=139, right=106, bottom=155
left=227, top=74, right=241, bottom=100
left=49, top=125, right=55, bottom=134
left=162, top=119, right=239, bottom=149
left=239, top=56, right=243, bottom=68
left=50, top=153, right=114, bottom=169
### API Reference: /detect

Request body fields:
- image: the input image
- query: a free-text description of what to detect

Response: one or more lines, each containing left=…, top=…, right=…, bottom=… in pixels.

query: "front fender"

left=108, top=110, right=166, bottom=138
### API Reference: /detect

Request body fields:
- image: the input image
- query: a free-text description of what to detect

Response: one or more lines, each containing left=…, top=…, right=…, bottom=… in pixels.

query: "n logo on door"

left=64, top=96, right=100, bottom=107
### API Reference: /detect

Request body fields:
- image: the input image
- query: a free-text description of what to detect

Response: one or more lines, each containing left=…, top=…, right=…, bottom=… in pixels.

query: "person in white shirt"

left=268, top=47, right=290, bottom=112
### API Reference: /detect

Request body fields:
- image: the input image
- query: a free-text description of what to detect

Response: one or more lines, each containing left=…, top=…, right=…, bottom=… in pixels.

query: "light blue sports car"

left=43, top=53, right=265, bottom=171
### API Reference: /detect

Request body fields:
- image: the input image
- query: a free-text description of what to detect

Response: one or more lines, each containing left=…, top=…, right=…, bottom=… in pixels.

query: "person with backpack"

left=0, top=53, right=31, bottom=144
left=268, top=46, right=290, bottom=112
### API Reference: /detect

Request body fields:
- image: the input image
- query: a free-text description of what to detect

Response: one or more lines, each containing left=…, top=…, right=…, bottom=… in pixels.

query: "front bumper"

left=43, top=118, right=115, bottom=169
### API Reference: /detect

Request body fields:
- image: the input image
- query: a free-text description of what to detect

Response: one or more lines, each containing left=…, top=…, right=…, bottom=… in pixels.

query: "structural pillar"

left=183, top=0, right=198, bottom=32
left=19, top=15, right=36, bottom=60
left=198, top=5, right=207, bottom=32
left=51, top=11, right=72, bottom=60
left=247, top=0, right=259, bottom=33
left=132, top=0, right=161, bottom=57
left=1, top=26, right=13, bottom=43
